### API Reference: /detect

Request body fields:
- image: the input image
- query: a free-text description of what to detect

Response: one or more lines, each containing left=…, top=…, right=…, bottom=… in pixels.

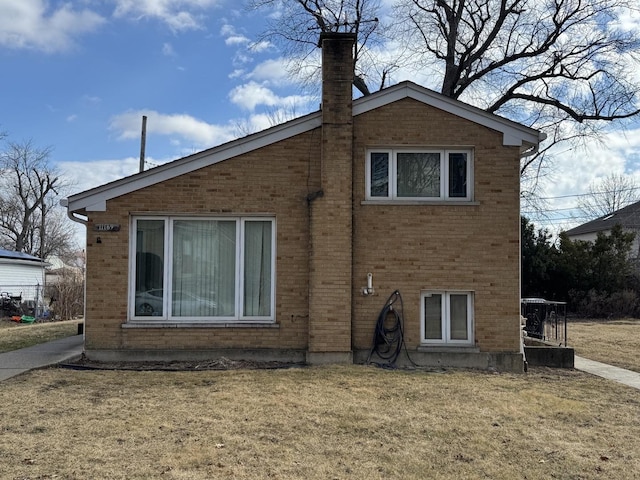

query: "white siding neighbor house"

left=565, top=200, right=640, bottom=258
left=0, top=249, right=47, bottom=302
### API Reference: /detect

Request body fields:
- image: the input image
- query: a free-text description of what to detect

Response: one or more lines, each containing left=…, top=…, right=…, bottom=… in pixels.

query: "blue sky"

left=2, top=0, right=640, bottom=242
left=1, top=0, right=318, bottom=190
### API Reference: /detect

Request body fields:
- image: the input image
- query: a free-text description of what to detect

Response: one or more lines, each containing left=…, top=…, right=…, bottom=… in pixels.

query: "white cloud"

left=248, top=40, right=271, bottom=53
left=220, top=22, right=273, bottom=68
left=229, top=82, right=280, bottom=111
left=162, top=42, right=176, bottom=56
left=229, top=81, right=314, bottom=112
left=0, top=0, right=105, bottom=52
left=219, top=24, right=235, bottom=36
left=109, top=110, right=237, bottom=147
left=229, top=69, right=246, bottom=79
left=244, top=111, right=298, bottom=132
left=225, top=34, right=250, bottom=46
left=553, top=129, right=640, bottom=195
left=615, top=4, right=640, bottom=34
left=247, top=58, right=301, bottom=86
left=59, top=157, right=143, bottom=195
left=233, top=51, right=253, bottom=66
left=220, top=23, right=250, bottom=46
left=526, top=128, right=640, bottom=234
left=82, top=94, right=102, bottom=105
left=59, top=157, right=145, bottom=248
left=112, top=0, right=221, bottom=32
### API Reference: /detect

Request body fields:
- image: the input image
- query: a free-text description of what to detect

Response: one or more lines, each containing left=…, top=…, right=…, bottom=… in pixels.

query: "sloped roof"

left=63, top=81, right=545, bottom=214
left=565, top=200, right=640, bottom=236
left=0, top=249, right=44, bottom=263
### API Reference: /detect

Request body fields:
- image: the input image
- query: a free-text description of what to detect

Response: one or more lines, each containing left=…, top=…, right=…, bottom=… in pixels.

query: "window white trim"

left=420, top=291, right=474, bottom=345
left=239, top=218, right=276, bottom=321
left=366, top=148, right=473, bottom=202
left=128, top=216, right=276, bottom=323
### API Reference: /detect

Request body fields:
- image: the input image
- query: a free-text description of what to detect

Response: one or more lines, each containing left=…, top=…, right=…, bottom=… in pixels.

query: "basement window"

left=421, top=291, right=474, bottom=345
left=129, top=216, right=275, bottom=323
left=366, top=149, right=472, bottom=201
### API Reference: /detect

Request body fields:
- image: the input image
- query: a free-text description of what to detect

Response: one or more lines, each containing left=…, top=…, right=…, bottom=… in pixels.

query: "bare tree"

left=0, top=139, right=75, bottom=259
left=248, top=0, right=640, bottom=204
left=578, top=173, right=640, bottom=218
left=234, top=102, right=305, bottom=136
left=394, top=0, right=640, bottom=191
left=396, top=0, right=639, bottom=114
left=46, top=252, right=85, bottom=320
left=248, top=0, right=399, bottom=96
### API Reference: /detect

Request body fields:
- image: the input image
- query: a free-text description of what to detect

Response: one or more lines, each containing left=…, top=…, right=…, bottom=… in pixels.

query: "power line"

left=522, top=206, right=582, bottom=214
left=537, top=185, right=640, bottom=201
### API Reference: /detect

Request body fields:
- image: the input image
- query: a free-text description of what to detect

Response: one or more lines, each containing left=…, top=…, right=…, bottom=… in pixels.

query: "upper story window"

left=130, top=216, right=275, bottom=323
left=366, top=149, right=472, bottom=201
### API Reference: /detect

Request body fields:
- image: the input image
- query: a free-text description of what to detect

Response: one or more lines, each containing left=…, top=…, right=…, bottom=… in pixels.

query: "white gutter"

left=60, top=198, right=88, bottom=225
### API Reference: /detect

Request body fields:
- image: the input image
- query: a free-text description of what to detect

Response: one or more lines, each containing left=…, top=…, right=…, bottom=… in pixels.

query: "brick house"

left=63, top=33, right=544, bottom=372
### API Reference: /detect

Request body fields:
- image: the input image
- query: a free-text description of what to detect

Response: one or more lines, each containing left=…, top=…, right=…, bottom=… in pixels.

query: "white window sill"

left=123, top=321, right=279, bottom=329
left=361, top=200, right=479, bottom=206
left=417, top=345, right=479, bottom=353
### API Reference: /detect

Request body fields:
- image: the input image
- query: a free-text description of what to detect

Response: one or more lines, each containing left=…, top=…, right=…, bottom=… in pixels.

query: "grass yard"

left=1, top=319, right=639, bottom=478
left=568, top=318, right=640, bottom=373
left=0, top=319, right=80, bottom=353
left=0, top=365, right=639, bottom=479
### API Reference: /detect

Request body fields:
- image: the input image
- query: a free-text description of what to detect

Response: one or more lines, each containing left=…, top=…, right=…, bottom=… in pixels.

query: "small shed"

left=0, top=249, right=47, bottom=302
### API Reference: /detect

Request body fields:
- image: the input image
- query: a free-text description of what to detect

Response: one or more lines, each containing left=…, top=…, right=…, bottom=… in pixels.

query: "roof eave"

left=64, top=81, right=545, bottom=214
left=353, top=82, right=544, bottom=151
left=64, top=112, right=323, bottom=213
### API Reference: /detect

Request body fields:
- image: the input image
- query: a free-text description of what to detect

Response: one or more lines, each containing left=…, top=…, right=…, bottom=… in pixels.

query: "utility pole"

left=139, top=115, right=147, bottom=173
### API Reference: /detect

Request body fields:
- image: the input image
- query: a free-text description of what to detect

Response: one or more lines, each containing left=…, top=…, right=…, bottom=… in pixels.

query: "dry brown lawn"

left=568, top=318, right=640, bottom=373
left=0, top=319, right=80, bottom=353
left=1, top=320, right=639, bottom=479
left=0, top=365, right=639, bottom=480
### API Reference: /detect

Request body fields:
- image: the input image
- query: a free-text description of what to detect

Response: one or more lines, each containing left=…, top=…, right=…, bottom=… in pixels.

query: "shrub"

left=571, top=289, right=640, bottom=318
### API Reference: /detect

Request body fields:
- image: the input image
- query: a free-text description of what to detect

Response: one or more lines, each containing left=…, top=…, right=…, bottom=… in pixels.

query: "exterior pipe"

left=60, top=198, right=88, bottom=225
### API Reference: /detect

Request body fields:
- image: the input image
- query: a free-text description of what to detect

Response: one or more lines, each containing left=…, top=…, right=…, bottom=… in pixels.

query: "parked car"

left=135, top=289, right=217, bottom=317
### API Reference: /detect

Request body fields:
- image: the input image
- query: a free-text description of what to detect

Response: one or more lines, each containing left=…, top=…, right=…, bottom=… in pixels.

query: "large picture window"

left=421, top=291, right=474, bottom=345
left=367, top=149, right=472, bottom=201
left=131, top=216, right=275, bottom=322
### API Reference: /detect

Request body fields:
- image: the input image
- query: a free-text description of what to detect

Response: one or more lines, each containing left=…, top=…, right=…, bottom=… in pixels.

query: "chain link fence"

left=1, top=276, right=84, bottom=321
left=0, top=284, right=46, bottom=318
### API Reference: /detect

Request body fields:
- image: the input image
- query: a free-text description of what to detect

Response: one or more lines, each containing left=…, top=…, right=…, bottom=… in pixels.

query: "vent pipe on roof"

left=139, top=115, right=147, bottom=173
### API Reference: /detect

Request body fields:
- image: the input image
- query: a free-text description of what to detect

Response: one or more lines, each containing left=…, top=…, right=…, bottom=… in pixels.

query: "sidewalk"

left=1, top=337, right=639, bottom=390
left=574, top=355, right=640, bottom=390
left=0, top=335, right=83, bottom=382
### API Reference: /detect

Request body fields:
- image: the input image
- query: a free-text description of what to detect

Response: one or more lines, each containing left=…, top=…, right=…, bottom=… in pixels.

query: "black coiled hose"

left=367, top=290, right=406, bottom=367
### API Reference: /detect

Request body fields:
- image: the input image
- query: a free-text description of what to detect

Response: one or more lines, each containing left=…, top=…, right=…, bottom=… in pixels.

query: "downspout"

left=60, top=198, right=89, bottom=226
left=59, top=197, right=88, bottom=342
left=518, top=131, right=546, bottom=372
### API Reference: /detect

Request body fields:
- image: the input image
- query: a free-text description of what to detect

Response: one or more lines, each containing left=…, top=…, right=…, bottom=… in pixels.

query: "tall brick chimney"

left=307, top=32, right=356, bottom=364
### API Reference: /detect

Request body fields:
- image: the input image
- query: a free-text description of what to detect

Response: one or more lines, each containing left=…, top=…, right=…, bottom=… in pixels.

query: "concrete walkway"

left=1, top=337, right=639, bottom=390
left=0, top=335, right=83, bottom=382
left=574, top=355, right=640, bottom=390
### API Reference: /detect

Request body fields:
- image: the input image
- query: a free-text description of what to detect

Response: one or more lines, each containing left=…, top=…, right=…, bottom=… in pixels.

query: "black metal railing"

left=521, top=298, right=568, bottom=347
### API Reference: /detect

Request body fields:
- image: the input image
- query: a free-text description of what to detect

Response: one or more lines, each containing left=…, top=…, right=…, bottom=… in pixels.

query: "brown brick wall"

left=308, top=33, right=355, bottom=354
left=352, top=98, right=521, bottom=353
left=83, top=96, right=522, bottom=357
left=84, top=131, right=321, bottom=352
